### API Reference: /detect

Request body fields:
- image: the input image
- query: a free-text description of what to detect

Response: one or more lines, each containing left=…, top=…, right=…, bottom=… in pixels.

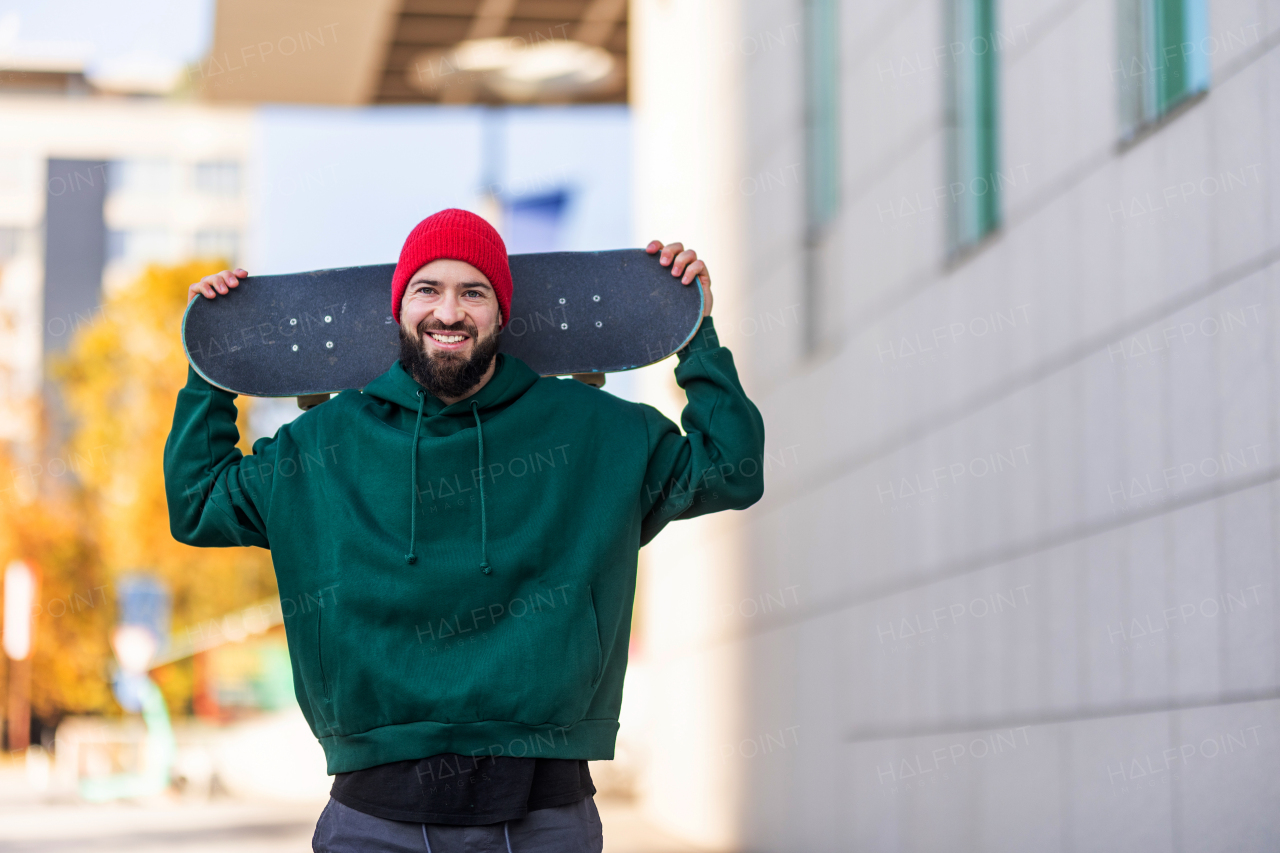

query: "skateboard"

left=182, top=249, right=705, bottom=403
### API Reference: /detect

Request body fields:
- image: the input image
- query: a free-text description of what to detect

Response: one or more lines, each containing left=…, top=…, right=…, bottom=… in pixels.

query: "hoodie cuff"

left=184, top=365, right=233, bottom=397
left=677, top=316, right=719, bottom=363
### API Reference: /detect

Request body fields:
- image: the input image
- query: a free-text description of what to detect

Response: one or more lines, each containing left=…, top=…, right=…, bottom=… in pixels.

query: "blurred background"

left=0, top=0, right=1276, bottom=851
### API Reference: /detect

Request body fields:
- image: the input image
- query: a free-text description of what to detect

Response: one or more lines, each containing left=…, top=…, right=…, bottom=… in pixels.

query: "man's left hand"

left=646, top=240, right=712, bottom=317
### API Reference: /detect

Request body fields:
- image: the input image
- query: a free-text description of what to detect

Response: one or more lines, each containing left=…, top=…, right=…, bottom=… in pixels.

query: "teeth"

left=430, top=334, right=465, bottom=343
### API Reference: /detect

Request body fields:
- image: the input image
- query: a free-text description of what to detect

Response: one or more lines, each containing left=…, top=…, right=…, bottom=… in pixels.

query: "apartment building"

left=0, top=92, right=252, bottom=445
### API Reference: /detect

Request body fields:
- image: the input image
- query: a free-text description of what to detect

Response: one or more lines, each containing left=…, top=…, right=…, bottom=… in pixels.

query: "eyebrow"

left=409, top=278, right=493, bottom=289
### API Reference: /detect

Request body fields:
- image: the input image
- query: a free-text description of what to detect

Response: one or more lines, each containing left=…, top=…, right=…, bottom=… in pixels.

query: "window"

left=803, top=0, right=840, bottom=350
left=804, top=0, right=840, bottom=232
left=106, top=228, right=174, bottom=263
left=106, top=229, right=125, bottom=262
left=0, top=158, right=28, bottom=194
left=1116, top=0, right=1210, bottom=139
left=107, top=159, right=174, bottom=195
left=193, top=161, right=242, bottom=196
left=0, top=226, right=21, bottom=260
left=945, top=0, right=1001, bottom=252
left=193, top=229, right=240, bottom=261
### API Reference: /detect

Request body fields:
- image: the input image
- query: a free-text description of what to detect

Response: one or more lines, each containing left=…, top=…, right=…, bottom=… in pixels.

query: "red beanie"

left=391, top=208, right=513, bottom=328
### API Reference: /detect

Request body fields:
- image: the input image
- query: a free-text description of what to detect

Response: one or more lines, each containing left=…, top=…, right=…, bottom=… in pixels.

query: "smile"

left=428, top=332, right=468, bottom=344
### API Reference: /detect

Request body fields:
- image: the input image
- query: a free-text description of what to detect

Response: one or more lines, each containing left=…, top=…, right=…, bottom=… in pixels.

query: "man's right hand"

left=188, top=268, right=248, bottom=302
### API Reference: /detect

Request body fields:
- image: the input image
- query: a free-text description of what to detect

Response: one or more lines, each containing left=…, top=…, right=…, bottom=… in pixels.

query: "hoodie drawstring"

left=470, top=400, right=492, bottom=575
left=405, top=390, right=427, bottom=565
left=403, top=390, right=491, bottom=574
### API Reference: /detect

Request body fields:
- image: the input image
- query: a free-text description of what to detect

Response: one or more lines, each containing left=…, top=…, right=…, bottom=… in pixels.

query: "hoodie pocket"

left=587, top=586, right=603, bottom=688
left=316, top=606, right=330, bottom=699
left=292, top=601, right=336, bottom=736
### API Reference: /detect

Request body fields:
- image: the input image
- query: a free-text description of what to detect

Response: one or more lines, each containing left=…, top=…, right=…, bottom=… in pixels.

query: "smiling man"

left=397, top=255, right=504, bottom=405
left=165, top=208, right=766, bottom=852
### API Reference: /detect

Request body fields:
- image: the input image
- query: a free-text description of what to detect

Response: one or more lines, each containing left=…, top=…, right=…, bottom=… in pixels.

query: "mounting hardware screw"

left=559, top=298, right=566, bottom=304
left=290, top=318, right=297, bottom=325
left=324, top=315, right=332, bottom=322
left=560, top=323, right=568, bottom=330
left=326, top=341, right=333, bottom=348
left=592, top=295, right=600, bottom=302
left=292, top=345, right=298, bottom=352
left=595, top=321, right=602, bottom=328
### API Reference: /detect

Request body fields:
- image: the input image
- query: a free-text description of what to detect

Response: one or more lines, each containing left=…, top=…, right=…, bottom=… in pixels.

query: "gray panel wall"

left=726, top=1, right=1279, bottom=850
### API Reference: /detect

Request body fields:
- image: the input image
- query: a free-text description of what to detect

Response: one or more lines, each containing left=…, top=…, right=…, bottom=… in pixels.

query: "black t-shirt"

left=329, top=754, right=595, bottom=825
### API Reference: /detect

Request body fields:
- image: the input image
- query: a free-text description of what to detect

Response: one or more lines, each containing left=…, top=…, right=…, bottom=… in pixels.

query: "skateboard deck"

left=182, top=249, right=704, bottom=398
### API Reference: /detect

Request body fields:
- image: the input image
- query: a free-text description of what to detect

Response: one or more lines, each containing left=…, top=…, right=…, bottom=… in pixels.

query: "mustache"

left=416, top=318, right=478, bottom=337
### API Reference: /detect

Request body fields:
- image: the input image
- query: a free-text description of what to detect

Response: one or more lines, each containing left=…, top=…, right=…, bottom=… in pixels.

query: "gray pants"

left=312, top=796, right=604, bottom=853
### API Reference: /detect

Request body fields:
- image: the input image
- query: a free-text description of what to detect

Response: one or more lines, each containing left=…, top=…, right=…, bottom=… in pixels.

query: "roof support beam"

left=468, top=0, right=519, bottom=39
left=574, top=0, right=626, bottom=46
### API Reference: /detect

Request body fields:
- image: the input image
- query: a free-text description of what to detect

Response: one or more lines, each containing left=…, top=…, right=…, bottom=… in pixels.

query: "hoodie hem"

left=319, top=718, right=620, bottom=775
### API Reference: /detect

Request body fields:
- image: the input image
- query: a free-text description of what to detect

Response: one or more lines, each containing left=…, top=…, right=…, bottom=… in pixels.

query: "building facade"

left=632, top=0, right=1279, bottom=850
left=0, top=97, right=253, bottom=448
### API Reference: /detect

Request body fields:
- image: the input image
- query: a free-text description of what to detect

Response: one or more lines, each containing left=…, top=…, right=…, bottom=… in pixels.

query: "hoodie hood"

left=363, top=353, right=540, bottom=425
left=363, top=353, right=540, bottom=571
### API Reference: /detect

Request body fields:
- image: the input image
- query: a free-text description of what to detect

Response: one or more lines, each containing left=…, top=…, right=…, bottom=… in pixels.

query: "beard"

left=398, top=316, right=500, bottom=401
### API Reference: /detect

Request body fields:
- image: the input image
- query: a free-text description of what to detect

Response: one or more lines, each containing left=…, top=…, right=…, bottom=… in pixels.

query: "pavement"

left=0, top=700, right=708, bottom=853
left=0, top=766, right=705, bottom=853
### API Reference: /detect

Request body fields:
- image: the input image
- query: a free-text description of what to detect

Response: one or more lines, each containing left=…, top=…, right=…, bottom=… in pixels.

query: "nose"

left=433, top=292, right=465, bottom=326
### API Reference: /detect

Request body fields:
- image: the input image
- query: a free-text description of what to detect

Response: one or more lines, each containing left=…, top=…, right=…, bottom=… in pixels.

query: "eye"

left=464, top=289, right=485, bottom=299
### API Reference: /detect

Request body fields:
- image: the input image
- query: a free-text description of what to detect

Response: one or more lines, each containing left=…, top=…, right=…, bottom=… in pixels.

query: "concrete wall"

left=629, top=0, right=750, bottom=844
left=633, top=0, right=1280, bottom=850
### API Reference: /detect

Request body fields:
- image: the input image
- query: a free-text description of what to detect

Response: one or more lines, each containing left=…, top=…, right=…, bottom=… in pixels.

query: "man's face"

left=398, top=258, right=502, bottom=400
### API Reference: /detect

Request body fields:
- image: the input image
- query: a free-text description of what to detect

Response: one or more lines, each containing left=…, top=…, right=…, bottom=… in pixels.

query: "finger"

left=660, top=242, right=683, bottom=266
left=645, top=241, right=663, bottom=254
left=222, top=271, right=238, bottom=289
left=682, top=259, right=707, bottom=285
left=234, top=268, right=248, bottom=277
left=671, top=249, right=697, bottom=277
left=212, top=276, right=229, bottom=294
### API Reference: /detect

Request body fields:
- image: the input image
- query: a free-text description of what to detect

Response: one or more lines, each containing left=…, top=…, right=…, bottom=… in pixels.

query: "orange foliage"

left=0, top=261, right=278, bottom=722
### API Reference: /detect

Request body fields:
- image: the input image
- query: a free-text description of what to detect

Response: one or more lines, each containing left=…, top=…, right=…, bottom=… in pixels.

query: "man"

left=165, top=208, right=765, bottom=852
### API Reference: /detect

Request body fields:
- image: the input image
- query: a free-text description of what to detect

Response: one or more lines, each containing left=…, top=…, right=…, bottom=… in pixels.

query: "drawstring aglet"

left=405, top=554, right=417, bottom=565
left=480, top=561, right=491, bottom=575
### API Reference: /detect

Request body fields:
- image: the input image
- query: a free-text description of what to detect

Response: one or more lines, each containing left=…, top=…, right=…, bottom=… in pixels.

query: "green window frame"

left=802, top=0, right=840, bottom=351
left=804, top=0, right=841, bottom=233
left=1117, top=0, right=1210, bottom=139
left=945, top=0, right=1001, bottom=252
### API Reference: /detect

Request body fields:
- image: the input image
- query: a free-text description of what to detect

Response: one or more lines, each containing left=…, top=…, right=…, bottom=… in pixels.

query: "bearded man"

left=165, top=208, right=765, bottom=852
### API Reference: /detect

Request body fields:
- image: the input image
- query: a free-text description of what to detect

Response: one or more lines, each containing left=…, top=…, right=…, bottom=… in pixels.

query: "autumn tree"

left=1, top=261, right=279, bottom=722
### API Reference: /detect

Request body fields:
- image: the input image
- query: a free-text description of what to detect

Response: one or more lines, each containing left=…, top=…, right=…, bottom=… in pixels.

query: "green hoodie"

left=164, top=317, right=763, bottom=773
